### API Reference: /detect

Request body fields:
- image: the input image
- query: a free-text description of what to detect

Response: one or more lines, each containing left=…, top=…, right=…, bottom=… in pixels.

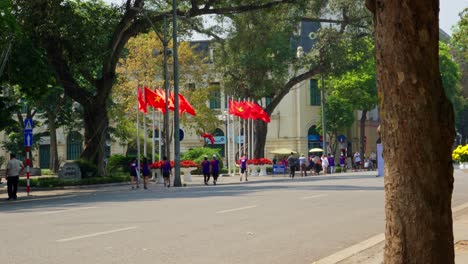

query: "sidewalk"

left=319, top=205, right=468, bottom=264
left=2, top=171, right=349, bottom=203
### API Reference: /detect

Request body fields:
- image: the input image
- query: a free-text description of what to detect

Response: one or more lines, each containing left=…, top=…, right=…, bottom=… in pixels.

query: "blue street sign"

left=24, top=118, right=34, bottom=132
left=338, top=135, right=346, bottom=143
left=24, top=131, right=33, bottom=147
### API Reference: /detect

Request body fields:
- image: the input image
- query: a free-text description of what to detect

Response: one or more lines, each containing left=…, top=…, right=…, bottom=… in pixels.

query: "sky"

left=440, top=0, right=467, bottom=35
left=104, top=0, right=466, bottom=36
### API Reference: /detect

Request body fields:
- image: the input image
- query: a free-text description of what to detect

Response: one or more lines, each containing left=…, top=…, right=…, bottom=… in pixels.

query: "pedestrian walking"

left=211, top=154, right=220, bottom=185
left=308, top=155, right=315, bottom=175
left=299, top=154, right=307, bottom=176
left=129, top=157, right=139, bottom=189
left=201, top=155, right=210, bottom=185
left=370, top=151, right=377, bottom=170
left=239, top=154, right=248, bottom=181
left=321, top=155, right=329, bottom=175
left=354, top=151, right=362, bottom=171
left=339, top=154, right=346, bottom=173
left=313, top=155, right=321, bottom=175
left=162, top=156, right=172, bottom=188
left=5, top=153, right=24, bottom=200
left=141, top=157, right=151, bottom=189
left=328, top=154, right=335, bottom=174
left=287, top=152, right=296, bottom=178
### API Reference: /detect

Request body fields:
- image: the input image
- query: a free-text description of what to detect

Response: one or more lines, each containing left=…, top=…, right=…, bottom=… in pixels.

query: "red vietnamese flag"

left=137, top=87, right=147, bottom=114
left=170, top=92, right=196, bottom=116
left=229, top=99, right=249, bottom=119
left=144, top=86, right=165, bottom=112
left=245, top=101, right=270, bottom=123
left=158, top=89, right=174, bottom=111
left=179, top=93, right=196, bottom=116
left=201, top=133, right=215, bottom=144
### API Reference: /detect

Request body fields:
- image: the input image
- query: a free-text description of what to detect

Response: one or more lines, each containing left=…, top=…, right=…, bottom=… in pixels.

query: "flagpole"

left=225, top=109, right=230, bottom=176
left=152, top=102, right=156, bottom=180
left=136, top=85, right=141, bottom=185
left=158, top=110, right=162, bottom=161
left=143, top=88, right=148, bottom=159
left=248, top=99, right=252, bottom=160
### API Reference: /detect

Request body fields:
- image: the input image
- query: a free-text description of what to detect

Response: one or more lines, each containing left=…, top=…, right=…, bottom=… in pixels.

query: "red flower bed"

left=247, top=158, right=273, bottom=165
left=150, top=160, right=198, bottom=168
left=150, top=160, right=175, bottom=169
left=180, top=160, right=198, bottom=168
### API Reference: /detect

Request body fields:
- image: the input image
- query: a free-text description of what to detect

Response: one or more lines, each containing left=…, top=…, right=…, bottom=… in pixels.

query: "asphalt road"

left=1, top=170, right=468, bottom=264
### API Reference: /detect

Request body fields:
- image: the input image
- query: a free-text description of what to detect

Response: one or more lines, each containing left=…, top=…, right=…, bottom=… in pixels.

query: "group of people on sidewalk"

left=201, top=155, right=220, bottom=185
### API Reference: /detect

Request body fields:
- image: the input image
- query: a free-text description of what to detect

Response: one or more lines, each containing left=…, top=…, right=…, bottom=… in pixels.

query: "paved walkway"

left=0, top=170, right=343, bottom=202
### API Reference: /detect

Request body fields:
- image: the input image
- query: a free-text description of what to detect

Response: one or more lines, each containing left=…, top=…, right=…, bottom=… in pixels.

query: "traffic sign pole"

left=24, top=118, right=34, bottom=196
left=25, top=146, right=31, bottom=195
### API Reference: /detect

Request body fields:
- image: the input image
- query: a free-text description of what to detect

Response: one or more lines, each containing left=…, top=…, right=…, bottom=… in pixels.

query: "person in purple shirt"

left=141, top=157, right=151, bottom=189
left=201, top=155, right=211, bottom=185
left=162, top=156, right=172, bottom=188
left=328, top=154, right=335, bottom=174
left=129, top=158, right=139, bottom=189
left=239, top=154, right=248, bottom=182
left=339, top=154, right=346, bottom=173
left=210, top=154, right=220, bottom=185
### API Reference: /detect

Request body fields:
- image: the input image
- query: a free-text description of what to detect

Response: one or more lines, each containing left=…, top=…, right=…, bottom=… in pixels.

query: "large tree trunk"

left=360, top=110, right=367, bottom=156
left=47, top=112, right=59, bottom=173
left=367, top=0, right=455, bottom=263
left=254, top=120, right=267, bottom=158
left=81, top=98, right=108, bottom=176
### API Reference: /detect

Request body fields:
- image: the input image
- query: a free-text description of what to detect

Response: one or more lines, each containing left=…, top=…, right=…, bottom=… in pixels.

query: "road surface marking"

left=216, top=205, right=257, bottom=214
left=38, top=206, right=97, bottom=215
left=301, top=194, right=328, bottom=200
left=56, top=227, right=137, bottom=242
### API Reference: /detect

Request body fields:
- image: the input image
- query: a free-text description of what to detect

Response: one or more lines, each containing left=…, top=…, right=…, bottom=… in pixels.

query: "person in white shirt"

left=298, top=154, right=307, bottom=177
left=321, top=155, right=329, bottom=175
left=354, top=151, right=362, bottom=171
left=5, top=153, right=24, bottom=200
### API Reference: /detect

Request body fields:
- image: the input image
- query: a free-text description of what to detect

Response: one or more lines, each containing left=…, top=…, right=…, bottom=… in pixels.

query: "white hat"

left=212, top=154, right=217, bottom=158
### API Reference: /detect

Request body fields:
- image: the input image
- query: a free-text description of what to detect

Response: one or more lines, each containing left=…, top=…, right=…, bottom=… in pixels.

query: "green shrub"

left=107, top=154, right=137, bottom=173
left=19, top=175, right=130, bottom=188
left=76, top=159, right=98, bottom=178
left=181, top=147, right=224, bottom=169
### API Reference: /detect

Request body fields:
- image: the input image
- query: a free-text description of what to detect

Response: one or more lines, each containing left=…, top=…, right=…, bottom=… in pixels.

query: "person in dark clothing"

left=162, top=156, right=172, bottom=188
left=287, top=152, right=296, bottom=178
left=239, top=154, right=248, bottom=182
left=141, top=157, right=151, bottom=189
left=201, top=156, right=211, bottom=185
left=210, top=155, right=220, bottom=185
left=6, top=153, right=24, bottom=200
left=129, top=158, right=139, bottom=189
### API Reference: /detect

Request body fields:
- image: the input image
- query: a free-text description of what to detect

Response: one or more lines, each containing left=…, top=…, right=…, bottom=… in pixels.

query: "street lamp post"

left=172, top=0, right=182, bottom=187
left=320, top=50, right=328, bottom=156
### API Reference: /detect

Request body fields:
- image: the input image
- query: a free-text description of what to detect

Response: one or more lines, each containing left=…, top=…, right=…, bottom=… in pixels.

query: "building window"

left=310, top=79, right=320, bottom=106
left=66, top=131, right=83, bottom=160
left=265, top=97, right=272, bottom=107
left=209, top=83, right=221, bottom=109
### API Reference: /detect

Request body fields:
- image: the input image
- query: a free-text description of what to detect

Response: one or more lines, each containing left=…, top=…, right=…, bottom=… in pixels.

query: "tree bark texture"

left=254, top=120, right=267, bottom=158
left=81, top=98, right=109, bottom=176
left=368, top=0, right=455, bottom=263
left=47, top=112, right=59, bottom=173
left=360, top=109, right=367, bottom=155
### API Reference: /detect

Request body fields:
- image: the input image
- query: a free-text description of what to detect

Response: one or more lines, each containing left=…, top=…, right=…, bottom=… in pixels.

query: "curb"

left=314, top=201, right=468, bottom=264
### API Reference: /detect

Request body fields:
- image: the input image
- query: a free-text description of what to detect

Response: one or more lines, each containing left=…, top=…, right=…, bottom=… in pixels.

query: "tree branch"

left=43, top=36, right=94, bottom=107
left=180, top=16, right=224, bottom=42
left=266, top=66, right=321, bottom=114
left=187, top=0, right=297, bottom=16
